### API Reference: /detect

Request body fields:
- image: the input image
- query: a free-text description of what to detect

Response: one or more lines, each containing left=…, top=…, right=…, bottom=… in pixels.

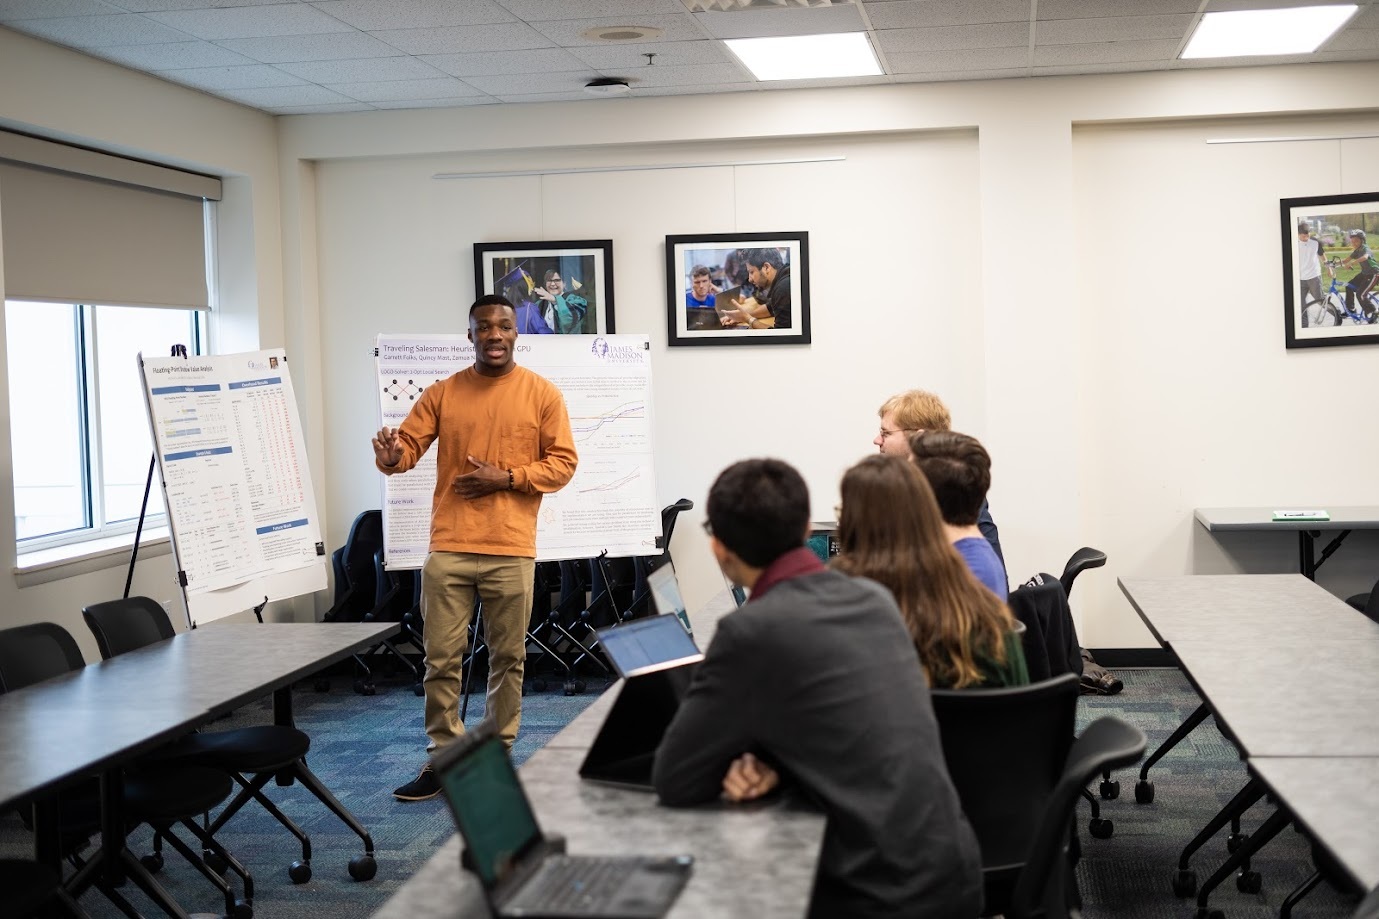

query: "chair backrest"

left=1364, top=579, right=1379, bottom=625
left=326, top=510, right=384, bottom=622
left=0, top=622, right=85, bottom=693
left=930, top=673, right=1080, bottom=911
left=637, top=499, right=695, bottom=582
left=81, top=596, right=176, bottom=660
left=1058, top=546, right=1106, bottom=600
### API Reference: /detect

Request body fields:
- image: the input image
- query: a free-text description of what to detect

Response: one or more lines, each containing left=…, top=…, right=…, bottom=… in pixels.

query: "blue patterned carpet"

left=1, top=668, right=1362, bottom=918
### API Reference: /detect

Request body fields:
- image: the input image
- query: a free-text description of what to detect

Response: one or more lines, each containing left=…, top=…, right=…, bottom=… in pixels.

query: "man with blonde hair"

left=874, top=389, right=1003, bottom=562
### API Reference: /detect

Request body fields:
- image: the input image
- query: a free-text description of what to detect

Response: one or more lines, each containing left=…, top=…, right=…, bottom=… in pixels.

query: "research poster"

left=141, top=349, right=326, bottom=623
left=375, top=333, right=660, bottom=569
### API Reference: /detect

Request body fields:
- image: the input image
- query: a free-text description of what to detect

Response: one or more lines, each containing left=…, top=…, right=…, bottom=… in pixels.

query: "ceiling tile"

left=609, top=60, right=750, bottom=86
left=459, top=70, right=602, bottom=95
left=889, top=46, right=1029, bottom=72
left=145, top=4, right=354, bottom=40
left=627, top=81, right=756, bottom=96
left=89, top=38, right=258, bottom=68
left=492, top=90, right=604, bottom=103
left=371, top=95, right=498, bottom=107
left=1038, top=0, right=1199, bottom=19
left=264, top=101, right=377, bottom=113
left=162, top=62, right=304, bottom=89
left=9, top=13, right=192, bottom=47
left=1327, top=28, right=1379, bottom=51
left=1033, top=60, right=1172, bottom=75
left=276, top=55, right=447, bottom=82
left=309, top=0, right=514, bottom=32
left=370, top=21, right=552, bottom=54
left=528, top=13, right=706, bottom=45
left=1035, top=15, right=1193, bottom=45
left=104, top=0, right=293, bottom=10
left=864, top=0, right=1029, bottom=30
left=215, top=30, right=403, bottom=62
left=1346, top=5, right=1379, bottom=29
left=876, top=22, right=1029, bottom=53
left=218, top=83, right=359, bottom=106
left=1033, top=38, right=1180, bottom=66
left=420, top=47, right=590, bottom=76
left=496, top=0, right=687, bottom=18
left=329, top=76, right=486, bottom=101
left=693, top=5, right=862, bottom=38
left=893, top=67, right=1027, bottom=82
left=0, top=0, right=124, bottom=19
left=1206, top=0, right=1354, bottom=10
left=566, top=37, right=731, bottom=68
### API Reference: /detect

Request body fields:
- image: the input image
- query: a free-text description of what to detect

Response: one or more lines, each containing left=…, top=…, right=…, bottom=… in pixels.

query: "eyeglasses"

left=878, top=427, right=913, bottom=440
left=701, top=520, right=713, bottom=537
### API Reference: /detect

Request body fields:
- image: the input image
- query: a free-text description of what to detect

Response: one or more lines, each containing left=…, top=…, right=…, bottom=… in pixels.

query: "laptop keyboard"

left=514, top=856, right=631, bottom=913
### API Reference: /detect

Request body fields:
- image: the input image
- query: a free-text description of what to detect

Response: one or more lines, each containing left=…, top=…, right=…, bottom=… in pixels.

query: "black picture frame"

left=473, top=239, right=614, bottom=335
left=1280, top=193, right=1379, bottom=349
left=664, top=231, right=810, bottom=347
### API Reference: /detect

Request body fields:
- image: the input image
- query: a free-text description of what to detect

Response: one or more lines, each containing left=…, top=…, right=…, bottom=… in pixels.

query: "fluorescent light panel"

left=1181, top=4, right=1357, bottom=58
left=725, top=32, right=881, bottom=81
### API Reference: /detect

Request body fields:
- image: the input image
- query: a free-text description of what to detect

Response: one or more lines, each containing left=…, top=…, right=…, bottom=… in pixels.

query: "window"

left=6, top=301, right=207, bottom=547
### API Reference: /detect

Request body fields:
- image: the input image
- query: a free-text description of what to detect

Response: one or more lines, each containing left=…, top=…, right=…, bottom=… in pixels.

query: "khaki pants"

left=420, top=551, right=534, bottom=750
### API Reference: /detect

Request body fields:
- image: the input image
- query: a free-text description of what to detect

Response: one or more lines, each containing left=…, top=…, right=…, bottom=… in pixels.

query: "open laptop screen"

left=647, top=563, right=694, bottom=634
left=597, top=614, right=702, bottom=679
left=436, top=736, right=542, bottom=887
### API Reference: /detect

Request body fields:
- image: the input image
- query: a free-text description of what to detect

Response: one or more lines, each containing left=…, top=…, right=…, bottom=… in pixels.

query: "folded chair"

left=930, top=673, right=1147, bottom=919
left=82, top=597, right=378, bottom=885
left=0, top=621, right=252, bottom=919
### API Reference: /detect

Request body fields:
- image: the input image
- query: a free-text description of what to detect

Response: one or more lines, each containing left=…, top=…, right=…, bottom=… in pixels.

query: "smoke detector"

left=580, top=24, right=665, bottom=42
left=584, top=78, right=631, bottom=96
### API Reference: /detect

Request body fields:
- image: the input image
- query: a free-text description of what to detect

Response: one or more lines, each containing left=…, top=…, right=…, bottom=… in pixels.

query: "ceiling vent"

left=580, top=25, right=665, bottom=41
left=682, top=0, right=854, bottom=11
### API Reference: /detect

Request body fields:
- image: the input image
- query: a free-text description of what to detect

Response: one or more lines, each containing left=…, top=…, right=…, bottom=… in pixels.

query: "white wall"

left=281, top=65, right=1379, bottom=646
left=0, top=27, right=284, bottom=661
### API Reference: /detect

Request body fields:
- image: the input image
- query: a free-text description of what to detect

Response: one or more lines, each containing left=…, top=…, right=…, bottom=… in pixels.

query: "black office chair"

left=353, top=549, right=424, bottom=696
left=1345, top=576, right=1379, bottom=624
left=82, top=597, right=378, bottom=885
left=930, top=673, right=1147, bottom=919
left=0, top=622, right=251, bottom=919
left=322, top=510, right=386, bottom=695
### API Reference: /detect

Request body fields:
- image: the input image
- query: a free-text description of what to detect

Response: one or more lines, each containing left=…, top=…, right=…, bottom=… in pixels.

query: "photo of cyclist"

left=1340, top=229, right=1379, bottom=322
left=1297, top=221, right=1337, bottom=327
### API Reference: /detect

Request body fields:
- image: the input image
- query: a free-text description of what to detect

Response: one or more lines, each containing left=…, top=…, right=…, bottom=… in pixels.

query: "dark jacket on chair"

left=653, top=557, right=983, bottom=919
left=1008, top=573, right=1084, bottom=683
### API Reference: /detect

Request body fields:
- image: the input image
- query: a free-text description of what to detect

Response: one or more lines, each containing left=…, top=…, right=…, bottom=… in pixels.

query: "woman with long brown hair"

left=832, top=454, right=1027, bottom=689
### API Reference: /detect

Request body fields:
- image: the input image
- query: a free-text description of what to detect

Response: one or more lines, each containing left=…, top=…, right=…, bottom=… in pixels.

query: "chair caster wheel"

left=412, top=682, right=424, bottom=697
left=230, top=898, right=253, bottom=919
left=348, top=855, right=378, bottom=881
left=203, top=849, right=228, bottom=874
left=1089, top=817, right=1114, bottom=839
left=313, top=679, right=330, bottom=692
left=1100, top=779, right=1120, bottom=799
left=1236, top=870, right=1262, bottom=894
left=564, top=678, right=586, bottom=695
left=140, top=852, right=164, bottom=873
left=289, top=861, right=311, bottom=884
left=353, top=679, right=376, bottom=696
left=1172, top=868, right=1198, bottom=898
left=1135, top=779, right=1155, bottom=804
left=1226, top=832, right=1248, bottom=853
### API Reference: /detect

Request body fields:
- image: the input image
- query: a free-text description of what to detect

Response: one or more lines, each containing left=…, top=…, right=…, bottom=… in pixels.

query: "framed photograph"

left=474, top=239, right=614, bottom=335
left=664, top=232, right=810, bottom=347
left=1281, top=193, right=1379, bottom=349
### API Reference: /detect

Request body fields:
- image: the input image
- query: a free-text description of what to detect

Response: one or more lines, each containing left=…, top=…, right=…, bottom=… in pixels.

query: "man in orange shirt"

left=373, top=295, right=578, bottom=800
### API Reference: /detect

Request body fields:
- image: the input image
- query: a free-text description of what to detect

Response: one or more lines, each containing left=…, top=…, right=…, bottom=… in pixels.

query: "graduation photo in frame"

left=474, top=239, right=615, bottom=336
left=664, top=232, right=810, bottom=347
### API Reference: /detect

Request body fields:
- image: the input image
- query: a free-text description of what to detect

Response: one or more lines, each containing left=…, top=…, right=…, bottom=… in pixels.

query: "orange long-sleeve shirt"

left=378, top=364, right=577, bottom=557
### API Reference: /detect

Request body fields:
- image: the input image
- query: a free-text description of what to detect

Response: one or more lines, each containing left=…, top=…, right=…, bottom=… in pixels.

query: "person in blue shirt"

left=684, top=264, right=717, bottom=308
left=909, top=430, right=1008, bottom=599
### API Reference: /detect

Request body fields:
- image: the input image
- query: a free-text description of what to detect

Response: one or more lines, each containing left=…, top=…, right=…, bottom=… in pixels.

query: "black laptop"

left=579, top=613, right=702, bottom=790
left=432, top=723, right=693, bottom=918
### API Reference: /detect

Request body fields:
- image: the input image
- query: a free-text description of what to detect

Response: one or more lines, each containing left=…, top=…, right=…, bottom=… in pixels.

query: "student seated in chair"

left=873, top=388, right=1004, bottom=564
left=833, top=454, right=1028, bottom=689
left=908, top=430, right=1008, bottom=599
left=653, top=458, right=982, bottom=919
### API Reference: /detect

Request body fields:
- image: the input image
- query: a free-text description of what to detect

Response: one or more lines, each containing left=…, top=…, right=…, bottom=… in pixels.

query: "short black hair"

left=738, top=247, right=785, bottom=272
left=908, top=430, right=991, bottom=527
left=469, top=294, right=515, bottom=318
left=707, top=458, right=809, bottom=568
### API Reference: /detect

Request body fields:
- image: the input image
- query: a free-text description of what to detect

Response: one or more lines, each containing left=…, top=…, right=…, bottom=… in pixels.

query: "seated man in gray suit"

left=653, top=458, right=983, bottom=919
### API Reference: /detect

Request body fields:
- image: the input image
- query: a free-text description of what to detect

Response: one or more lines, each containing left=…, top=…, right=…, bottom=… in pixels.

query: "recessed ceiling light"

left=1181, top=4, right=1357, bottom=58
left=584, top=78, right=631, bottom=96
left=581, top=25, right=664, bottom=42
left=724, top=32, right=881, bottom=81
